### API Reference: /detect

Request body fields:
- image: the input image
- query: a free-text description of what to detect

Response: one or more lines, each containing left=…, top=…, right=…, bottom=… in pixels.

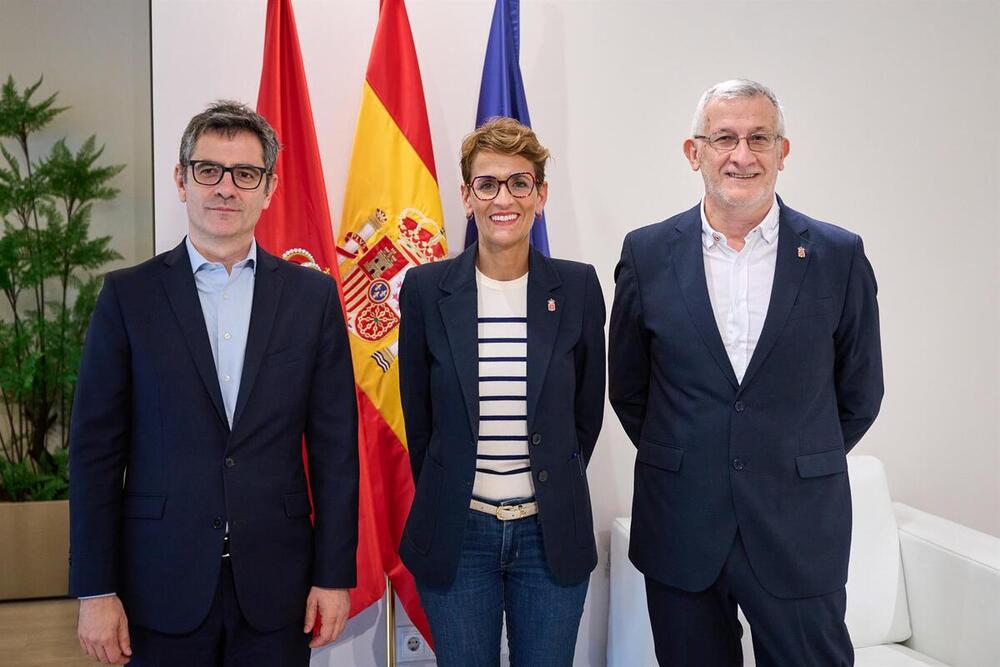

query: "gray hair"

left=691, top=79, right=786, bottom=137
left=178, top=100, right=281, bottom=175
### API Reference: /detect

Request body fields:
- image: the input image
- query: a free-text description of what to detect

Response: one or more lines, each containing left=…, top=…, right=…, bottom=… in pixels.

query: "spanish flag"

left=337, top=0, right=445, bottom=643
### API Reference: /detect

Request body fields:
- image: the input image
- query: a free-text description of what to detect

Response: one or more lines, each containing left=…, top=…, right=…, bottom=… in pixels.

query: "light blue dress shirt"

left=186, top=236, right=256, bottom=428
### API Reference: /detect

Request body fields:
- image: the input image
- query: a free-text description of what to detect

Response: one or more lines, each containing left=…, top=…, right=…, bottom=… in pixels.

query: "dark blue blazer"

left=609, top=199, right=883, bottom=599
left=397, top=245, right=606, bottom=587
left=69, top=240, right=359, bottom=634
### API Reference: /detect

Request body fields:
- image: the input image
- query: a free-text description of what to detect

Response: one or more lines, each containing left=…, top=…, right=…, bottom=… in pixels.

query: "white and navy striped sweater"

left=474, top=269, right=535, bottom=502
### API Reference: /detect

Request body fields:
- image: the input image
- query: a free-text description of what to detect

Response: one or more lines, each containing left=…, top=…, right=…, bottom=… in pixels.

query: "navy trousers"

left=644, top=532, right=853, bottom=667
left=128, top=558, right=311, bottom=667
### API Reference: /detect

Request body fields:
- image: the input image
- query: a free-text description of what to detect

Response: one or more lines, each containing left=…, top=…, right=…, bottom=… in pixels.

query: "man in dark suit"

left=609, top=79, right=883, bottom=666
left=69, top=101, right=358, bottom=665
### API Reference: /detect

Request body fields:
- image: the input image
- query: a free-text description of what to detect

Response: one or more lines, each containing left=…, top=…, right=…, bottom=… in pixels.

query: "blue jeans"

left=416, top=508, right=589, bottom=667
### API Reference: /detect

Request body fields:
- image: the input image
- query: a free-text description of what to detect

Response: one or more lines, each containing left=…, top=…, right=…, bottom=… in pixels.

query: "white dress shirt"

left=701, top=196, right=779, bottom=383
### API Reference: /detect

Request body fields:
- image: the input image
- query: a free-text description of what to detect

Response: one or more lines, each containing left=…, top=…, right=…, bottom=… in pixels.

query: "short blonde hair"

left=460, top=117, right=550, bottom=184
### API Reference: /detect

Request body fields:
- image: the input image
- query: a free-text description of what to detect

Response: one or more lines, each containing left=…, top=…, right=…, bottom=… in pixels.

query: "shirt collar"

left=185, top=236, right=257, bottom=275
left=700, top=195, right=780, bottom=249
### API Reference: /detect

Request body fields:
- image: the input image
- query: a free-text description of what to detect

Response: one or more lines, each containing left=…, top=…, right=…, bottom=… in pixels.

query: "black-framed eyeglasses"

left=187, top=160, right=270, bottom=190
left=468, top=172, right=537, bottom=201
left=693, top=132, right=783, bottom=153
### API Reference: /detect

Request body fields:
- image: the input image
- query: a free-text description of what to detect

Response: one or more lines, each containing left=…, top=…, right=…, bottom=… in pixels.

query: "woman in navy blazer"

left=397, top=118, right=605, bottom=666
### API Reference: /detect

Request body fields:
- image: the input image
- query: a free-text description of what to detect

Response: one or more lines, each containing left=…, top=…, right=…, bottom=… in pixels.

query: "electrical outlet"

left=396, top=625, right=435, bottom=662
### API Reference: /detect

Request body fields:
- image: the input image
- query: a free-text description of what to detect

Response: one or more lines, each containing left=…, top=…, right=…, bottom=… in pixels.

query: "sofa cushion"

left=856, top=644, right=947, bottom=666
left=846, top=455, right=913, bottom=647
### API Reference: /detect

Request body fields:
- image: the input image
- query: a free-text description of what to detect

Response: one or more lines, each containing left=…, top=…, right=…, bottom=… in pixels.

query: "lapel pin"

left=797, top=246, right=807, bottom=259
left=547, top=298, right=556, bottom=312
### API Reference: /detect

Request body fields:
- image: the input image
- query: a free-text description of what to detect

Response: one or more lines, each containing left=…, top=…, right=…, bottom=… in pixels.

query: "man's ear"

left=777, top=137, right=790, bottom=171
left=262, top=173, right=279, bottom=208
left=683, top=139, right=701, bottom=171
left=174, top=164, right=187, bottom=202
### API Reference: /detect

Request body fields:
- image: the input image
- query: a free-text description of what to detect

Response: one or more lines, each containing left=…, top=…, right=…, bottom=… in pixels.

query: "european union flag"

left=464, top=0, right=550, bottom=256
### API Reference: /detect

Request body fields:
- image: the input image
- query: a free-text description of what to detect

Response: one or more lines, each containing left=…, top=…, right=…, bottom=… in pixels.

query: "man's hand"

left=303, top=587, right=350, bottom=648
left=78, top=595, right=132, bottom=664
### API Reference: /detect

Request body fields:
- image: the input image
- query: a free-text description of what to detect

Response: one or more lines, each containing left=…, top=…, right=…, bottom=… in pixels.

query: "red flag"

left=255, top=0, right=336, bottom=269
left=254, top=0, right=384, bottom=625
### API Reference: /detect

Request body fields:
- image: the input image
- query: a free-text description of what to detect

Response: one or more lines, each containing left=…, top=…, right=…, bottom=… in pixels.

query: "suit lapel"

left=672, top=210, right=740, bottom=390
left=438, top=247, right=480, bottom=438
left=739, top=205, right=811, bottom=392
left=525, top=249, right=562, bottom=433
left=231, top=248, right=283, bottom=429
left=160, top=240, right=228, bottom=428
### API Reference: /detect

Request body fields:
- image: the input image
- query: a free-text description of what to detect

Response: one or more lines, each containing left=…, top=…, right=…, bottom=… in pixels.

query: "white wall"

left=151, top=1, right=1000, bottom=665
left=1, top=0, right=153, bottom=269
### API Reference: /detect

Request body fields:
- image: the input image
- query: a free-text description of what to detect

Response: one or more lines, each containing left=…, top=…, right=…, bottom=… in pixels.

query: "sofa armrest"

left=894, top=502, right=1000, bottom=667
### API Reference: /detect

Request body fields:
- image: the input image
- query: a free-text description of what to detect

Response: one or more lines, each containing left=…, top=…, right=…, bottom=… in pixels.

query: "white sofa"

left=607, top=455, right=1000, bottom=666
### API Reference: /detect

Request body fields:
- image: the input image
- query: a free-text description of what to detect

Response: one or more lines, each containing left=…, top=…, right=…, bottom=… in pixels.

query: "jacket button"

left=732, top=458, right=745, bottom=471
left=212, top=517, right=223, bottom=529
left=734, top=400, right=745, bottom=412
left=537, top=470, right=549, bottom=482
left=224, top=457, right=235, bottom=468
left=531, top=433, right=542, bottom=446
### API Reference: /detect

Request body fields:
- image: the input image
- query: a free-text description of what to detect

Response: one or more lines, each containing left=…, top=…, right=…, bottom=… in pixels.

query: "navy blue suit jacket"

left=609, top=199, right=883, bottom=599
left=68, top=240, right=359, bottom=633
left=397, top=245, right=606, bottom=587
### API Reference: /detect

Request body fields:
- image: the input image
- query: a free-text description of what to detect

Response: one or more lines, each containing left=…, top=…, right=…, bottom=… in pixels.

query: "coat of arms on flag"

left=337, top=207, right=445, bottom=371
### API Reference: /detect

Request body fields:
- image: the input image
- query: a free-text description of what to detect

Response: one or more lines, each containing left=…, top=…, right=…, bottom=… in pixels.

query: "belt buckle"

left=496, top=504, right=524, bottom=521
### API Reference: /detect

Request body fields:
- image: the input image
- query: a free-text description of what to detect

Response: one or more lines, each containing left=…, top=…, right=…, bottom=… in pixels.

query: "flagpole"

left=385, top=575, right=396, bottom=667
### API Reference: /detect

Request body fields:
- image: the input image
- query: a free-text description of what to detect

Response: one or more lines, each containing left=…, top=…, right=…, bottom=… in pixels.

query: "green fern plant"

left=0, top=76, right=123, bottom=501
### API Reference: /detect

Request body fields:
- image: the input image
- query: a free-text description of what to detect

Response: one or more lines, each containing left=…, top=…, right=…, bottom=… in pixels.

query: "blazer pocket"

left=284, top=492, right=312, bottom=518
left=569, top=458, right=595, bottom=547
left=263, top=348, right=306, bottom=368
left=789, top=296, right=833, bottom=320
left=795, top=448, right=847, bottom=478
left=405, top=456, right=444, bottom=554
left=123, top=494, right=166, bottom=519
left=636, top=440, right=684, bottom=472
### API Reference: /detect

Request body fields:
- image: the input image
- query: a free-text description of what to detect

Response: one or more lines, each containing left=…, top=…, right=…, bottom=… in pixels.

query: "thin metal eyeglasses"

left=468, top=172, right=537, bottom=201
left=187, top=160, right=271, bottom=190
left=693, top=132, right=783, bottom=152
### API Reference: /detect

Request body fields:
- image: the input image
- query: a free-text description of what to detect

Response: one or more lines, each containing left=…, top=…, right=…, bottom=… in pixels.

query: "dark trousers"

left=644, top=532, right=853, bottom=667
left=129, top=558, right=311, bottom=667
